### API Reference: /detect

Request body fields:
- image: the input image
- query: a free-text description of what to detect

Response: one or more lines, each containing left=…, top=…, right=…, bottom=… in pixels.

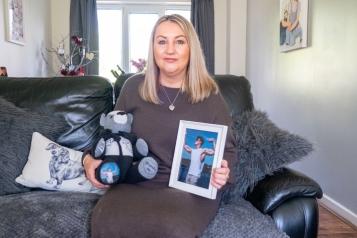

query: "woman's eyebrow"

left=155, top=35, right=186, bottom=39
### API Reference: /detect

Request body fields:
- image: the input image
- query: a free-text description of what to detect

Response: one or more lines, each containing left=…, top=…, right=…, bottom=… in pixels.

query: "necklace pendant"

left=169, top=104, right=175, bottom=111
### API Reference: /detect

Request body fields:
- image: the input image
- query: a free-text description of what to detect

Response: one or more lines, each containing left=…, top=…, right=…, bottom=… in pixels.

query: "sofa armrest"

left=270, top=197, right=319, bottom=238
left=245, top=168, right=323, bottom=214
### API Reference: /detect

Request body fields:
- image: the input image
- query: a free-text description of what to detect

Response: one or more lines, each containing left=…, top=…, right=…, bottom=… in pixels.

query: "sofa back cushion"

left=113, top=74, right=254, bottom=116
left=0, top=97, right=67, bottom=195
left=0, top=76, right=114, bottom=150
left=213, top=75, right=254, bottom=116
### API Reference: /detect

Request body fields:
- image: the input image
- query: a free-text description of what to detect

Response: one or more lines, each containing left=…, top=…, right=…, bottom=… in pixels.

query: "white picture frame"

left=169, top=120, right=227, bottom=200
left=280, top=0, right=308, bottom=52
left=3, top=0, right=25, bottom=45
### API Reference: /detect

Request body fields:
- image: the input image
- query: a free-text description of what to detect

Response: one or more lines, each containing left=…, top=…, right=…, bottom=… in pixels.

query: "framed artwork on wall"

left=3, top=0, right=25, bottom=45
left=0, top=67, right=8, bottom=77
left=280, top=0, right=308, bottom=52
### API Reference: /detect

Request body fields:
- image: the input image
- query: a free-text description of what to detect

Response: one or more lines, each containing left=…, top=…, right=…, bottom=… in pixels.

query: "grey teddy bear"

left=92, top=110, right=158, bottom=185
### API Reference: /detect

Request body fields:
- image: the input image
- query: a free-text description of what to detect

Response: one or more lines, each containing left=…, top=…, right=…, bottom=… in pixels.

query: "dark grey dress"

left=91, top=74, right=237, bottom=238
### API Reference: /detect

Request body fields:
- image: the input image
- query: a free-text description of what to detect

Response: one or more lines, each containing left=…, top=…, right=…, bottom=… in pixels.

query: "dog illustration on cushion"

left=46, top=143, right=84, bottom=188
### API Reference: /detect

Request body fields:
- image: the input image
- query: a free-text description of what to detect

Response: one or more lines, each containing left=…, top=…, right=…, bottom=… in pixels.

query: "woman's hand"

left=83, top=154, right=109, bottom=189
left=211, top=159, right=230, bottom=189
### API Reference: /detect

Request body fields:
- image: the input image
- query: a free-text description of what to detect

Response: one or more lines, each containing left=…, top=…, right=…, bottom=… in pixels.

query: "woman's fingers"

left=211, top=159, right=230, bottom=189
left=83, top=154, right=109, bottom=189
left=211, top=180, right=223, bottom=189
left=211, top=173, right=227, bottom=189
left=220, top=159, right=229, bottom=170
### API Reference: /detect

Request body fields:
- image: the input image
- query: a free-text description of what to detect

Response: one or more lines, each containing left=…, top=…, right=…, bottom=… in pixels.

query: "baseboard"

left=320, top=194, right=357, bottom=228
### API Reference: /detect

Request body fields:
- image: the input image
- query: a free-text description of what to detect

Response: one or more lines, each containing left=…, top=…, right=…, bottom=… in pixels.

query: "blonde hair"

left=140, top=14, right=218, bottom=104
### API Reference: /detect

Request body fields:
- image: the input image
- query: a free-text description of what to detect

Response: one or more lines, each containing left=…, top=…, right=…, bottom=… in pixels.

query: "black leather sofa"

left=0, top=74, right=322, bottom=238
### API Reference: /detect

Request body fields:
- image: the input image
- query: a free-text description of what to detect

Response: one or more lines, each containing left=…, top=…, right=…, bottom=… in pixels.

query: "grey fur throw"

left=226, top=110, right=313, bottom=201
left=0, top=97, right=67, bottom=195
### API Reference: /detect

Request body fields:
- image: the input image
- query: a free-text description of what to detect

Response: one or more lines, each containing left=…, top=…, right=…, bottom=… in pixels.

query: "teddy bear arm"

left=133, top=138, right=149, bottom=159
left=93, top=138, right=106, bottom=158
left=123, top=132, right=149, bottom=160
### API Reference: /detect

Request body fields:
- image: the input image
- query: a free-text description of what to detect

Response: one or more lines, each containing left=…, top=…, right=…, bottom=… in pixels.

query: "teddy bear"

left=91, top=110, right=158, bottom=185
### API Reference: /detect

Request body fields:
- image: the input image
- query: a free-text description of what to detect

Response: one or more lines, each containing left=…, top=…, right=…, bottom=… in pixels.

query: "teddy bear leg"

left=125, top=157, right=158, bottom=183
left=138, top=157, right=158, bottom=179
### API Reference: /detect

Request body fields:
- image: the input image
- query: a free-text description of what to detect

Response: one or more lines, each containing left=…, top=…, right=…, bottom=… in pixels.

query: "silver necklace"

left=161, top=85, right=181, bottom=111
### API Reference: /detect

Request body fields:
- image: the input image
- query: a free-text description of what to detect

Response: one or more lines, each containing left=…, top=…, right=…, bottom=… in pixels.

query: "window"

left=128, top=13, right=158, bottom=73
left=97, top=9, right=123, bottom=82
left=97, top=1, right=191, bottom=82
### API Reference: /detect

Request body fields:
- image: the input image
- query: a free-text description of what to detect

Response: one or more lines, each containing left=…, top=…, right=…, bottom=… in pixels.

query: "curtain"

left=70, top=0, right=99, bottom=75
left=191, top=0, right=215, bottom=74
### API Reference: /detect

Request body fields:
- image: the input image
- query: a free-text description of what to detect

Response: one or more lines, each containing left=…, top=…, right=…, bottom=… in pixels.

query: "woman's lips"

left=164, top=58, right=177, bottom=63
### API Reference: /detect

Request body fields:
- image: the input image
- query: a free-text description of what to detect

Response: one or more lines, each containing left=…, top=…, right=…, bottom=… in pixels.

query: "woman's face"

left=153, top=21, right=190, bottom=79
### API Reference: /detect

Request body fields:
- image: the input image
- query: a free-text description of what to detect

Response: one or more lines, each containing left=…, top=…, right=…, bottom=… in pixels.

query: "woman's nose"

left=165, top=41, right=175, bottom=54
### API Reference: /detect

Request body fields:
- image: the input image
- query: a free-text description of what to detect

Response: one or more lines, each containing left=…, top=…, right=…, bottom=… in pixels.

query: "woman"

left=84, top=14, right=236, bottom=237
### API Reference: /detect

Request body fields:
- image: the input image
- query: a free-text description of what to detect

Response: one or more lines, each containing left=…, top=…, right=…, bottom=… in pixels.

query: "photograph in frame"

left=4, top=0, right=25, bottom=45
left=169, top=120, right=227, bottom=200
left=280, top=0, right=308, bottom=52
left=0, top=67, right=8, bottom=77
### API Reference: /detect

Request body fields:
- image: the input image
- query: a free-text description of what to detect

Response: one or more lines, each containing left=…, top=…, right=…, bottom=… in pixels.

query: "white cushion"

left=16, top=132, right=104, bottom=194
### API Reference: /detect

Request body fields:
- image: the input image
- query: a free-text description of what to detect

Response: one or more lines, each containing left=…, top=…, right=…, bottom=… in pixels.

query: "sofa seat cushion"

left=0, top=191, right=99, bottom=238
left=201, top=197, right=288, bottom=238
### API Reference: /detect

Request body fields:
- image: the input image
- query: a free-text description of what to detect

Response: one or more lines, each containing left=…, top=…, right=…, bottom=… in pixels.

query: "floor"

left=318, top=204, right=357, bottom=237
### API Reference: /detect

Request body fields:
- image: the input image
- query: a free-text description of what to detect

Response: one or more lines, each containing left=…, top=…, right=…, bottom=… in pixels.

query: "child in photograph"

left=184, top=136, right=215, bottom=186
left=101, top=168, right=114, bottom=184
left=280, top=9, right=290, bottom=45
left=99, top=163, right=119, bottom=184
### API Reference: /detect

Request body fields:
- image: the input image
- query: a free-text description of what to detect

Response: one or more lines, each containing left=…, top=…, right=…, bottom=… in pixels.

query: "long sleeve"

left=212, top=94, right=237, bottom=184
left=114, top=79, right=130, bottom=112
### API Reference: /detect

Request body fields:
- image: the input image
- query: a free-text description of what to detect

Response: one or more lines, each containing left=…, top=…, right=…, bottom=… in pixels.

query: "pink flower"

left=71, top=36, right=83, bottom=46
left=130, top=58, right=147, bottom=72
left=60, top=68, right=68, bottom=76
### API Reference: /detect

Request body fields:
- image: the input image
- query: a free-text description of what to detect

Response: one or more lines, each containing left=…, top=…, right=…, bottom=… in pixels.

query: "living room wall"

left=246, top=0, right=357, bottom=223
left=215, top=0, right=246, bottom=76
left=50, top=0, right=70, bottom=75
left=0, top=0, right=51, bottom=76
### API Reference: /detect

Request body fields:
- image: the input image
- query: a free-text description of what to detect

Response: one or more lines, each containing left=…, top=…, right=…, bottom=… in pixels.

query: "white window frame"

left=97, top=0, right=191, bottom=73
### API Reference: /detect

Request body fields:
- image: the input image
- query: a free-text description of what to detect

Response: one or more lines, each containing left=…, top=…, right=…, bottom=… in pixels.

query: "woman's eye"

left=158, top=40, right=166, bottom=45
left=176, top=40, right=186, bottom=45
